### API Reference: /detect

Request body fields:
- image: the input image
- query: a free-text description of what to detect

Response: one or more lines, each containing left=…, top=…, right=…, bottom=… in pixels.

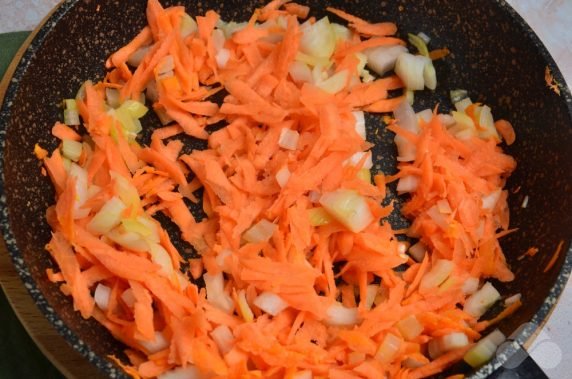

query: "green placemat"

left=1, top=31, right=64, bottom=379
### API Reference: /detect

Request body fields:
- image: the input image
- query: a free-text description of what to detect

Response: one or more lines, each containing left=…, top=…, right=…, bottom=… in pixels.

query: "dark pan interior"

left=0, top=0, right=571, bottom=377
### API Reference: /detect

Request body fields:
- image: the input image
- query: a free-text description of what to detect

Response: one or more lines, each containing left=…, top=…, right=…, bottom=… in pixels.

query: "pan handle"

left=490, top=345, right=549, bottom=379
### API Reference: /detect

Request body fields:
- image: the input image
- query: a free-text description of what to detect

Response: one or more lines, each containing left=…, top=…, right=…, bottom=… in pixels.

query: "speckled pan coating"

left=0, top=0, right=570, bottom=378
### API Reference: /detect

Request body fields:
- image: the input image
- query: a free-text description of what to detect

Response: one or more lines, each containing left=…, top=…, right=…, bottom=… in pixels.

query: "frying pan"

left=0, top=0, right=571, bottom=378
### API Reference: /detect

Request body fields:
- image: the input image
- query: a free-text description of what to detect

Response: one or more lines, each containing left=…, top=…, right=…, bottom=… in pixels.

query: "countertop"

left=0, top=0, right=571, bottom=378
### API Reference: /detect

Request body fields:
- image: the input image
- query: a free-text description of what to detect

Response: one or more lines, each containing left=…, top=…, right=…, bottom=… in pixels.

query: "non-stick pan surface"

left=0, top=0, right=571, bottom=377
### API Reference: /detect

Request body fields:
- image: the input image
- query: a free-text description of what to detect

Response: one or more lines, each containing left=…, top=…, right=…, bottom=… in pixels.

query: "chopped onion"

left=462, top=277, right=480, bottom=295
left=375, top=333, right=401, bottom=363
left=463, top=329, right=506, bottom=368
left=212, top=29, right=226, bottom=52
left=299, top=17, right=336, bottom=59
left=395, top=53, right=431, bottom=91
left=319, top=190, right=374, bottom=233
left=364, top=284, right=378, bottom=310
left=326, top=302, right=359, bottom=326
left=331, top=23, right=352, bottom=42
left=275, top=166, right=291, bottom=188
left=210, top=325, right=235, bottom=355
left=62, top=139, right=83, bottom=162
left=215, top=48, right=231, bottom=69
left=111, top=172, right=141, bottom=210
left=454, top=98, right=473, bottom=112
left=420, top=259, right=453, bottom=291
left=253, top=291, right=289, bottom=316
left=127, top=45, right=151, bottom=67
left=121, top=288, right=136, bottom=308
left=437, top=199, right=452, bottom=214
left=393, top=100, right=419, bottom=161
left=423, top=62, right=437, bottom=90
left=463, top=282, right=501, bottom=318
left=438, top=113, right=455, bottom=126
left=440, top=332, right=469, bottom=351
left=505, top=293, right=522, bottom=306
left=278, top=128, right=300, bottom=150
left=521, top=195, right=529, bottom=208
left=450, top=89, right=469, bottom=104
left=408, top=33, right=429, bottom=57
left=94, top=283, right=111, bottom=311
left=396, top=175, right=419, bottom=193
left=416, top=109, right=433, bottom=123
left=308, top=207, right=333, bottom=227
left=215, top=249, right=232, bottom=273
left=107, top=228, right=149, bottom=252
left=364, top=45, right=407, bottom=76
left=120, top=99, right=148, bottom=119
left=69, top=163, right=89, bottom=219
left=243, top=219, right=277, bottom=243
left=204, top=272, right=234, bottom=313
left=427, top=205, right=449, bottom=230
left=408, top=241, right=427, bottom=262
left=179, top=13, right=198, bottom=38
left=317, top=70, right=348, bottom=94
left=352, top=111, right=366, bottom=140
left=157, top=55, right=174, bottom=76
left=406, top=89, right=415, bottom=105
left=482, top=189, right=502, bottom=210
left=140, top=331, right=169, bottom=354
left=289, top=61, right=313, bottom=84
left=63, top=98, right=80, bottom=125
left=149, top=243, right=174, bottom=277
left=417, top=32, right=431, bottom=44
left=87, top=196, right=126, bottom=235
left=396, top=315, right=423, bottom=340
left=477, top=104, right=499, bottom=140
left=221, top=21, right=247, bottom=39
left=344, top=151, right=373, bottom=169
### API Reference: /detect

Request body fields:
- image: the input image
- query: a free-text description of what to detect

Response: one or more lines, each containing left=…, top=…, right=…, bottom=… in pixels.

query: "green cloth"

left=1, top=31, right=64, bottom=379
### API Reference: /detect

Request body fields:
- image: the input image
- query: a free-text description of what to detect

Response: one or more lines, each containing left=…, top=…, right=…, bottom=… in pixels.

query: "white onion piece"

left=393, top=100, right=419, bottom=162
left=482, top=189, right=502, bottom=210
left=423, top=62, right=437, bottom=90
left=179, top=13, right=198, bottom=38
left=375, top=333, right=401, bottom=363
left=204, top=272, right=234, bottom=313
left=331, top=22, right=352, bottom=42
left=352, top=111, right=366, bottom=140
left=159, top=366, right=204, bottom=379
left=149, top=243, right=174, bottom=277
left=408, top=241, right=427, bottom=262
left=216, top=249, right=232, bottom=273
left=455, top=98, right=473, bottom=112
left=292, top=370, right=313, bottom=379
left=212, top=29, right=226, bottom=52
left=478, top=105, right=499, bottom=140
left=121, top=288, right=136, bottom=308
left=420, top=259, right=453, bottom=291
left=210, top=325, right=235, bottom=355
left=94, top=283, right=111, bottom=311
left=278, top=128, right=300, bottom=150
left=396, top=175, right=419, bottom=193
left=87, top=196, right=126, bottom=235
left=237, top=289, right=254, bottom=322
left=140, top=331, right=169, bottom=354
left=62, top=139, right=83, bottom=162
left=326, top=302, right=359, bottom=326
left=243, top=219, right=277, bottom=243
left=317, top=70, right=348, bottom=94
left=416, top=109, right=433, bottom=123
left=344, top=152, right=373, bottom=169
left=438, top=113, right=456, bottom=126
left=69, top=163, right=89, bottom=219
left=394, top=53, right=431, bottom=91
left=437, top=199, right=452, bottom=214
left=417, top=32, right=431, bottom=44
left=299, top=17, right=336, bottom=59
left=441, top=332, right=470, bottom=351
left=319, top=190, right=373, bottom=233
left=289, top=61, right=313, bottom=84
left=215, top=48, right=230, bottom=68
left=396, top=315, right=423, bottom=340
left=105, top=87, right=121, bottom=108
left=364, top=45, right=407, bottom=76
left=505, top=293, right=522, bottom=306
left=364, top=284, right=378, bottom=310
left=253, top=291, right=289, bottom=316
left=463, top=329, right=506, bottom=368
left=275, top=166, right=291, bottom=188
left=157, top=55, right=174, bottom=75
left=127, top=45, right=151, bottom=67
left=464, top=282, right=501, bottom=318
left=462, top=277, right=480, bottom=295
left=106, top=228, right=149, bottom=252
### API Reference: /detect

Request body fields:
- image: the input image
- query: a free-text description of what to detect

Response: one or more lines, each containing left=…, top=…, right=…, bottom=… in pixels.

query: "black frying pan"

left=0, top=0, right=571, bottom=378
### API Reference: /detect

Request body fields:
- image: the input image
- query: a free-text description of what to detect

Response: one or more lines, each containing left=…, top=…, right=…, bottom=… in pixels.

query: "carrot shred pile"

left=38, top=1, right=522, bottom=378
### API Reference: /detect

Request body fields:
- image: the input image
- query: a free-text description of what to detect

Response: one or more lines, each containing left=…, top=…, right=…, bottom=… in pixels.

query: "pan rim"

left=0, top=0, right=570, bottom=378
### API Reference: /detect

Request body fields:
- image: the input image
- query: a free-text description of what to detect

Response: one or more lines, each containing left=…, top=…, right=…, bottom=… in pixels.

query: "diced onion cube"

left=440, top=332, right=469, bottom=351
left=505, top=293, right=522, bottom=306
left=308, top=207, right=333, bottom=227
left=210, top=325, right=235, bottom=355
left=364, top=284, right=378, bottom=310
left=319, top=190, right=373, bottom=233
left=300, top=17, right=336, bottom=59
left=94, top=283, right=111, bottom=311
left=275, top=167, right=291, bottom=188
left=86, top=196, right=126, bottom=235
left=462, top=277, right=480, bottom=295
left=216, top=48, right=230, bottom=68
left=253, top=291, right=288, bottom=316
left=364, top=45, right=407, bottom=76
left=204, top=272, right=234, bottom=313
left=326, top=302, right=359, bottom=326
left=62, top=139, right=83, bottom=162
left=149, top=243, right=174, bottom=277
left=375, top=333, right=401, bottom=363
left=237, top=289, right=254, bottom=322
left=396, top=315, right=423, bottom=340
left=179, top=13, right=198, bottom=38
left=278, top=128, right=300, bottom=150
left=352, top=111, right=366, bottom=140
left=463, top=329, right=506, bottom=368
left=395, top=53, right=431, bottom=91
left=243, top=219, right=277, bottom=243
left=69, top=163, right=89, bottom=219
left=316, top=70, right=348, bottom=94
left=289, top=61, right=313, bottom=84
left=408, top=241, right=427, bottom=262
left=397, top=175, right=419, bottom=193
left=140, top=331, right=169, bottom=354
left=464, top=282, right=501, bottom=318
left=420, top=259, right=453, bottom=291
left=344, top=152, right=373, bottom=170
